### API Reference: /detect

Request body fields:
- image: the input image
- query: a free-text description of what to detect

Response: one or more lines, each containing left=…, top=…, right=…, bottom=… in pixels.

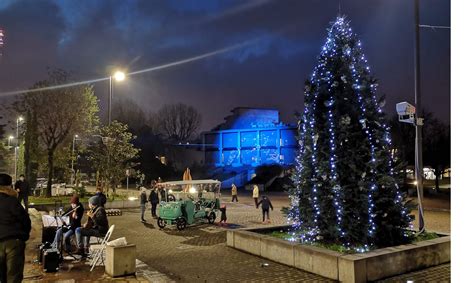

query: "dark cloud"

left=0, top=0, right=450, bottom=131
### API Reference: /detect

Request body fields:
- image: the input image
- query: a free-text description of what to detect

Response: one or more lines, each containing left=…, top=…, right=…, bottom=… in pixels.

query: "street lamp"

left=14, top=116, right=24, bottom=182
left=108, top=70, right=126, bottom=126
left=71, top=134, right=79, bottom=185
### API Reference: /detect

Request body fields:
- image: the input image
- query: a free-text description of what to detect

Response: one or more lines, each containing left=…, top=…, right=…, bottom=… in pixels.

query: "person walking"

left=231, top=183, right=238, bottom=202
left=0, top=173, right=31, bottom=283
left=252, top=184, right=259, bottom=208
left=140, top=187, right=148, bottom=223
left=149, top=187, right=159, bottom=218
left=257, top=195, right=273, bottom=224
left=14, top=174, right=30, bottom=209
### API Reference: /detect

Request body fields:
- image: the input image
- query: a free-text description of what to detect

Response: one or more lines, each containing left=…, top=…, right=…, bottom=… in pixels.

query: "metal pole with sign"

left=396, top=101, right=424, bottom=232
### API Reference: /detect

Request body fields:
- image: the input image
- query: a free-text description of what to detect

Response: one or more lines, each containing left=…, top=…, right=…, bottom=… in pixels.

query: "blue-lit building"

left=203, top=108, right=298, bottom=168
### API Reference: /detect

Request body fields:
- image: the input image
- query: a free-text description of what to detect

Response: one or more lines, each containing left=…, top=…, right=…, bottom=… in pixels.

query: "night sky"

left=0, top=0, right=450, bottom=131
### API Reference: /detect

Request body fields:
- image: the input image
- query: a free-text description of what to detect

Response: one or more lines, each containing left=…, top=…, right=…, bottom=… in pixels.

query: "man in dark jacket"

left=14, top=174, right=30, bottom=209
left=257, top=195, right=274, bottom=224
left=95, top=187, right=107, bottom=207
left=75, top=196, right=109, bottom=258
left=140, top=187, right=148, bottom=223
left=149, top=187, right=159, bottom=218
left=159, top=186, right=166, bottom=202
left=0, top=173, right=31, bottom=283
left=53, top=195, right=84, bottom=253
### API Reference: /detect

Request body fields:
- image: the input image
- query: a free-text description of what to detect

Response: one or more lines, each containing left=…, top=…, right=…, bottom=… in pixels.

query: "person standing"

left=95, top=187, right=107, bottom=207
left=0, top=173, right=31, bottom=283
left=252, top=184, right=259, bottom=208
left=140, top=187, right=148, bottom=223
left=159, top=186, right=166, bottom=202
left=231, top=183, right=238, bottom=202
left=257, top=195, right=273, bottom=223
left=14, top=174, right=30, bottom=209
left=149, top=187, right=159, bottom=218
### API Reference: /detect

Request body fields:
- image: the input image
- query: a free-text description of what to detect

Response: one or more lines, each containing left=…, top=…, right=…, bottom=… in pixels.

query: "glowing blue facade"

left=203, top=108, right=297, bottom=167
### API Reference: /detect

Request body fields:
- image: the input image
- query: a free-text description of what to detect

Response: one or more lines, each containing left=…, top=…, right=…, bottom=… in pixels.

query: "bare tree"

left=151, top=103, right=202, bottom=142
left=112, top=98, right=149, bottom=134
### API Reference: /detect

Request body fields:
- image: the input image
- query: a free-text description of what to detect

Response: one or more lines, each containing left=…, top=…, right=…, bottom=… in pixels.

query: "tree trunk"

left=46, top=149, right=54, bottom=197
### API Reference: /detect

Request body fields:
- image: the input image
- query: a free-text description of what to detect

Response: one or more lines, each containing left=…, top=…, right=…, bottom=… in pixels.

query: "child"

left=219, top=204, right=227, bottom=226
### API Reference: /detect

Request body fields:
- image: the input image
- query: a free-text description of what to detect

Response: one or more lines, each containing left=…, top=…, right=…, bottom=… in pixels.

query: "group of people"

left=139, top=179, right=167, bottom=223
left=0, top=173, right=110, bottom=282
left=220, top=183, right=273, bottom=225
left=52, top=190, right=109, bottom=259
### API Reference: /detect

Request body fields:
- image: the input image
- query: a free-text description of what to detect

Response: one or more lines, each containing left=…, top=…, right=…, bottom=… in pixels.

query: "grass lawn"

left=29, top=193, right=128, bottom=205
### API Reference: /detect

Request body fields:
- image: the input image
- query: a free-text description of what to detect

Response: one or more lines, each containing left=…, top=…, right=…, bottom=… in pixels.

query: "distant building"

left=203, top=107, right=298, bottom=168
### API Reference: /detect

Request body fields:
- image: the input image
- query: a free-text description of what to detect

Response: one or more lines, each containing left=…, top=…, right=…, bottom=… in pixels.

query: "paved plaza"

left=23, top=191, right=450, bottom=282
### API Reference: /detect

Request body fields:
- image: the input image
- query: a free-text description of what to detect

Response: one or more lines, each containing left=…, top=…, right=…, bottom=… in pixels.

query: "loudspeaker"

left=42, top=248, right=60, bottom=272
left=37, top=242, right=51, bottom=263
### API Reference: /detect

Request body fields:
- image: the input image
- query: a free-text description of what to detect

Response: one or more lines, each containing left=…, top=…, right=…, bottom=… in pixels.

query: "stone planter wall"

left=227, top=226, right=450, bottom=283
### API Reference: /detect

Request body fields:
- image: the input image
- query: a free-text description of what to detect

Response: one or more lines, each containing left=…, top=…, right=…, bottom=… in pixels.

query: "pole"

left=108, top=76, right=112, bottom=126
left=71, top=136, right=76, bottom=185
left=14, top=118, right=19, bottom=182
left=414, top=0, right=425, bottom=232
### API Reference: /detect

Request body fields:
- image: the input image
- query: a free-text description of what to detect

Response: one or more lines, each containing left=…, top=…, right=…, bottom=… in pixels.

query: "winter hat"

left=89, top=195, right=100, bottom=206
left=0, top=174, right=12, bottom=186
left=70, top=195, right=80, bottom=204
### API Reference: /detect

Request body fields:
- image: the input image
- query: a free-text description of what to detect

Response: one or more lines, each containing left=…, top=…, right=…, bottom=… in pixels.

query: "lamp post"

left=71, top=134, right=79, bottom=185
left=14, top=116, right=24, bottom=182
left=108, top=71, right=126, bottom=126
left=413, top=0, right=425, bottom=232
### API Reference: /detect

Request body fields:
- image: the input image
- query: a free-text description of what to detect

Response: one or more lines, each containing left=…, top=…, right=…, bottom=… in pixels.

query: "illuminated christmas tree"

left=288, top=16, right=413, bottom=250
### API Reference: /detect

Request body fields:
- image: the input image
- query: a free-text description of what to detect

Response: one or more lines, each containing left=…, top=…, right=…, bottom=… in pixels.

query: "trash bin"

left=105, top=244, right=136, bottom=277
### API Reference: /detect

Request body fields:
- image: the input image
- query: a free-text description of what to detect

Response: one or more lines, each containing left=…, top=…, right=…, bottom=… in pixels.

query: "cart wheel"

left=157, top=217, right=166, bottom=229
left=208, top=212, right=216, bottom=224
left=176, top=217, right=186, bottom=230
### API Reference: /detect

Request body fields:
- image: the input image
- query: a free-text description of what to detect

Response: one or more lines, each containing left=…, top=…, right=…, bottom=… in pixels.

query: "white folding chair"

left=89, top=224, right=115, bottom=271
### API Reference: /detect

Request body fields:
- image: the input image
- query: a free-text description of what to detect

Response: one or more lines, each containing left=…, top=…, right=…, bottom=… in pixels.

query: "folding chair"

left=89, top=224, right=115, bottom=271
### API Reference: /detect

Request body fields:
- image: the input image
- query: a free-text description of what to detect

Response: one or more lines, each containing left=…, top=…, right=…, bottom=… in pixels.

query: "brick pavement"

left=23, top=209, right=151, bottom=282
left=24, top=192, right=450, bottom=282
left=376, top=263, right=451, bottom=283
left=109, top=193, right=450, bottom=282
left=110, top=194, right=334, bottom=282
